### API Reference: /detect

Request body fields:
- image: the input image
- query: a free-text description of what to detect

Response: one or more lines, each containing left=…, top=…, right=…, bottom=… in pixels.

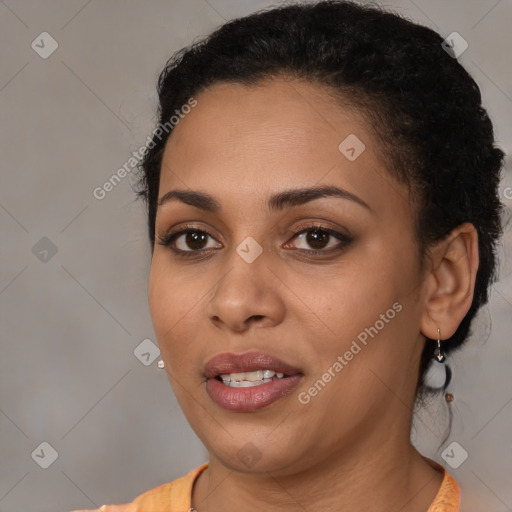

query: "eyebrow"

left=157, top=184, right=371, bottom=213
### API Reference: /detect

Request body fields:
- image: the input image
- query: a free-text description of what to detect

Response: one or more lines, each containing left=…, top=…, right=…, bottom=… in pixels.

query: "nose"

left=205, top=254, right=286, bottom=333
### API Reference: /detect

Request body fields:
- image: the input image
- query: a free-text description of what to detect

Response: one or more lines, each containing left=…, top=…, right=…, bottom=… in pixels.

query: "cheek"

left=321, top=274, right=419, bottom=403
left=314, top=258, right=400, bottom=334
left=148, top=260, right=174, bottom=335
left=301, top=246, right=418, bottom=379
left=147, top=258, right=202, bottom=361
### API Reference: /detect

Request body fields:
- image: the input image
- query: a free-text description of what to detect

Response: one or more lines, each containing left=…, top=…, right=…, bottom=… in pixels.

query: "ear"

left=420, top=223, right=479, bottom=340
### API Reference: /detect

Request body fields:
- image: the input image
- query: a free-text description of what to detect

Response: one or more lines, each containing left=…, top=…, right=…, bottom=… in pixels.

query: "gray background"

left=0, top=0, right=511, bottom=511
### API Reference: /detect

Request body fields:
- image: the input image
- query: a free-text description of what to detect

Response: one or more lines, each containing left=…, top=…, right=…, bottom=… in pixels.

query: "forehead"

left=165, top=79, right=368, bottom=164
left=158, top=79, right=409, bottom=217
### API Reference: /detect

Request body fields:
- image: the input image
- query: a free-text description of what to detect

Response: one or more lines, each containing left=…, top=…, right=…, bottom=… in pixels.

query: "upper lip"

left=204, top=351, right=302, bottom=378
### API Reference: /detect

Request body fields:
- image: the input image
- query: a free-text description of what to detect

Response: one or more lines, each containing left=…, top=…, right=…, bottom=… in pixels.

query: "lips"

left=204, top=351, right=302, bottom=378
left=204, top=351, right=304, bottom=412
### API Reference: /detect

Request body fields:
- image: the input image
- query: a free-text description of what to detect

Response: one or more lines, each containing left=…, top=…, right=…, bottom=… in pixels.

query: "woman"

left=74, top=1, right=504, bottom=510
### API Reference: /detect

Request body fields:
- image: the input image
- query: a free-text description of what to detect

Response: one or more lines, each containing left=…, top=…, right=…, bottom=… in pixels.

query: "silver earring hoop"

left=423, top=328, right=452, bottom=394
left=434, top=328, right=446, bottom=363
left=430, top=328, right=452, bottom=392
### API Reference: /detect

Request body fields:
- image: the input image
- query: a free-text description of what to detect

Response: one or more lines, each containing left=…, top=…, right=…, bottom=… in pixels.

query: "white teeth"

left=241, top=370, right=264, bottom=382
left=219, top=369, right=286, bottom=387
left=229, top=378, right=273, bottom=388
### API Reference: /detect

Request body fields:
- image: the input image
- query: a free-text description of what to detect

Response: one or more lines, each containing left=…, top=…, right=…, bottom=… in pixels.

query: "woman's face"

left=148, top=79, right=429, bottom=474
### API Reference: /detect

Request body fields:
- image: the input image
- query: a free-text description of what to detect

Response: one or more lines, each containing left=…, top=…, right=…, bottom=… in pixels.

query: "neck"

left=192, top=428, right=444, bottom=512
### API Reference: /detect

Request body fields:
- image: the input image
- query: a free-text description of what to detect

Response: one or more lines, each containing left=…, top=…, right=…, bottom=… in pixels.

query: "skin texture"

left=147, top=79, right=479, bottom=512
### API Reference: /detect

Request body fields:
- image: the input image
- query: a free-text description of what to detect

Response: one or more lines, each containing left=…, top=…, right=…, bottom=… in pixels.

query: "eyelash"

left=156, top=222, right=353, bottom=259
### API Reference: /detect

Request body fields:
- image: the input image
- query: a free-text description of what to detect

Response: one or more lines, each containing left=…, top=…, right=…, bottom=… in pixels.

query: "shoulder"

left=71, top=463, right=208, bottom=512
left=426, top=459, right=461, bottom=512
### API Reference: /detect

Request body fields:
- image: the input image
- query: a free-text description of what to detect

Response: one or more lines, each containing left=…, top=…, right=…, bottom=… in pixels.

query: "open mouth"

left=204, top=351, right=304, bottom=411
left=215, top=369, right=292, bottom=388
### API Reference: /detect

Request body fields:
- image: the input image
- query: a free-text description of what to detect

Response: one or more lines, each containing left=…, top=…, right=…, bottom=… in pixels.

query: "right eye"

left=157, top=225, right=222, bottom=256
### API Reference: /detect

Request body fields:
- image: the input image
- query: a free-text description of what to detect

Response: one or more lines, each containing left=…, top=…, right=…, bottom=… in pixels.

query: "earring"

left=157, top=359, right=165, bottom=369
left=433, top=328, right=446, bottom=363
left=434, top=328, right=452, bottom=392
left=423, top=328, right=452, bottom=394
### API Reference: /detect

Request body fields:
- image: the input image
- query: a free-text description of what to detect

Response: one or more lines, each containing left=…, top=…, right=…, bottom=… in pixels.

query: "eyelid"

left=288, top=221, right=352, bottom=241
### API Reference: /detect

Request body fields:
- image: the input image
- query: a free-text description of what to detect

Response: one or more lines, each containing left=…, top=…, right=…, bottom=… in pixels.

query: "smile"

left=218, top=369, right=286, bottom=387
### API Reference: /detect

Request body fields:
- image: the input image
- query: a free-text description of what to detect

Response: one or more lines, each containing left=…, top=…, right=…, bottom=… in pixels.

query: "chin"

left=212, top=444, right=300, bottom=475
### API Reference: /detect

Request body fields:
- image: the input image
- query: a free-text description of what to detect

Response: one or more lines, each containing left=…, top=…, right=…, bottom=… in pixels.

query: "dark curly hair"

left=134, top=0, right=504, bottom=403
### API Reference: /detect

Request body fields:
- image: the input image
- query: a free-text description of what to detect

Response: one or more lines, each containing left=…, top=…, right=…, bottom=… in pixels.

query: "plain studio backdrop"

left=0, top=1, right=511, bottom=511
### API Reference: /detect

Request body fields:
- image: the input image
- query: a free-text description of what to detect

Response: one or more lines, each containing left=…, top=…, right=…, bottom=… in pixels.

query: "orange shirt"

left=74, top=460, right=460, bottom=512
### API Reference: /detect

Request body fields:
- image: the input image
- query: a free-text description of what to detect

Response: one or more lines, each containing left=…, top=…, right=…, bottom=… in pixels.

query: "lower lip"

left=206, top=375, right=303, bottom=412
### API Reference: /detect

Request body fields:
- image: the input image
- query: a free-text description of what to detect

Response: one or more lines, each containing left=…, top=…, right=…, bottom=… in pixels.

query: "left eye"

left=286, top=227, right=348, bottom=252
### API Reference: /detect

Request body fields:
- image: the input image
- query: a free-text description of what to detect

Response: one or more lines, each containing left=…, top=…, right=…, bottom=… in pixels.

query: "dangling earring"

left=434, top=328, right=452, bottom=393
left=434, top=328, right=446, bottom=362
left=424, top=328, right=452, bottom=396
left=157, top=359, right=165, bottom=369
